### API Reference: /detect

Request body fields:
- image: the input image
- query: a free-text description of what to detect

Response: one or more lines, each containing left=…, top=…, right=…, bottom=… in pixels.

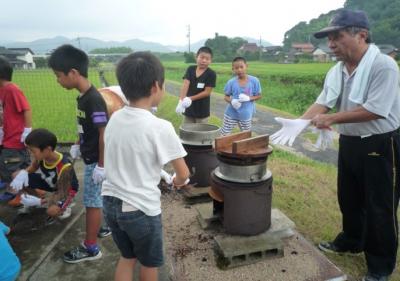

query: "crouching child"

left=10, top=128, right=79, bottom=219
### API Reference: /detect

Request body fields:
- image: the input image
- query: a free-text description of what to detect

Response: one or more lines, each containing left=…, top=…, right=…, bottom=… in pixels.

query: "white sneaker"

left=59, top=207, right=72, bottom=220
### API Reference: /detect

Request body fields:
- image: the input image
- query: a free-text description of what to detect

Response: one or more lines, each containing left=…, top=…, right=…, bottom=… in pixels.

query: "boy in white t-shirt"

left=101, top=52, right=190, bottom=281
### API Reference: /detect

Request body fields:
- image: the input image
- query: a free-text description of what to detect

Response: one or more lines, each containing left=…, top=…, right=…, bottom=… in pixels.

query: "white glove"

left=0, top=127, right=3, bottom=145
left=171, top=173, right=190, bottom=188
left=10, top=169, right=29, bottom=192
left=92, top=165, right=105, bottom=185
left=270, top=117, right=311, bottom=147
left=21, top=194, right=41, bottom=207
left=181, top=97, right=192, bottom=108
left=238, top=93, right=250, bottom=102
left=160, top=169, right=173, bottom=185
left=21, top=127, right=32, bottom=143
left=175, top=100, right=186, bottom=114
left=313, top=128, right=334, bottom=151
left=231, top=99, right=242, bottom=110
left=70, top=144, right=81, bottom=159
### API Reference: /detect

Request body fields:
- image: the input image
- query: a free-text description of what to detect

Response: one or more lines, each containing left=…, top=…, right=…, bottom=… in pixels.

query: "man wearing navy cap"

left=271, top=9, right=400, bottom=281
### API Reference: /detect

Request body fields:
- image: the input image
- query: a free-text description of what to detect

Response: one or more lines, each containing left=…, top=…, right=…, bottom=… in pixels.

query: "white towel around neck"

left=323, top=44, right=380, bottom=108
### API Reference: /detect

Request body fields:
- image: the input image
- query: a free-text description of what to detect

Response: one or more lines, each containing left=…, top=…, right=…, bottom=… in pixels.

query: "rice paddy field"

left=13, top=61, right=332, bottom=142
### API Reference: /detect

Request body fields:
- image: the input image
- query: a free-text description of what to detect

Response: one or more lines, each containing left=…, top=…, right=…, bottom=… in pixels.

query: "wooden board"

left=232, top=134, right=269, bottom=155
left=215, top=131, right=251, bottom=153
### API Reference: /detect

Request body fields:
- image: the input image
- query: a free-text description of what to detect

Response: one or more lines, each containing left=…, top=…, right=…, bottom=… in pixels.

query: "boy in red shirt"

left=0, top=56, right=32, bottom=204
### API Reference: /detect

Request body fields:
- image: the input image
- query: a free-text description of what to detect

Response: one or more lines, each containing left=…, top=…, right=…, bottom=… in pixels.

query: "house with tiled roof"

left=313, top=44, right=336, bottom=62
left=0, top=47, right=36, bottom=69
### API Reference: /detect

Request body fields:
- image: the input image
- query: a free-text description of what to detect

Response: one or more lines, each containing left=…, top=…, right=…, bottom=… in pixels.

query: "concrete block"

left=214, top=234, right=284, bottom=269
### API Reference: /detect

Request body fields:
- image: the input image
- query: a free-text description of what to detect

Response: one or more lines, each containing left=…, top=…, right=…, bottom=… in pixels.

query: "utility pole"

left=187, top=25, right=191, bottom=53
left=77, top=36, right=81, bottom=49
left=259, top=36, right=262, bottom=61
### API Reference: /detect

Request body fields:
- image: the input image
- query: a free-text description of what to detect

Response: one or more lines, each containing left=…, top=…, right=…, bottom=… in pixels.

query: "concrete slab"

left=164, top=196, right=347, bottom=281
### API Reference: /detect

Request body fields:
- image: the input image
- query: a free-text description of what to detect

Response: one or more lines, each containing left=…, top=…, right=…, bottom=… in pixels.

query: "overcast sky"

left=1, top=0, right=345, bottom=46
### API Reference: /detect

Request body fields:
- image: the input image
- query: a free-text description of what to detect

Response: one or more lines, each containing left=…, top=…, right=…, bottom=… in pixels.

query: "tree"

left=205, top=33, right=247, bottom=62
left=283, top=0, right=400, bottom=48
left=183, top=52, right=196, bottom=63
left=89, top=47, right=133, bottom=54
left=33, top=57, right=48, bottom=68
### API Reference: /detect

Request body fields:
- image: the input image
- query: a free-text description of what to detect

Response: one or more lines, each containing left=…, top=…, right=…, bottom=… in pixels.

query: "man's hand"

left=270, top=117, right=311, bottom=146
left=10, top=170, right=29, bottom=192
left=238, top=93, right=250, bottom=102
left=231, top=99, right=241, bottom=110
left=69, top=144, right=81, bottom=159
left=21, top=194, right=42, bottom=207
left=92, top=165, right=105, bottom=185
left=311, top=114, right=335, bottom=129
left=21, top=127, right=32, bottom=143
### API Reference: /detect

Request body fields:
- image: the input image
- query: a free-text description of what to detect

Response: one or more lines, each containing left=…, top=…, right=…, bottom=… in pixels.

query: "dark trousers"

left=336, top=130, right=400, bottom=275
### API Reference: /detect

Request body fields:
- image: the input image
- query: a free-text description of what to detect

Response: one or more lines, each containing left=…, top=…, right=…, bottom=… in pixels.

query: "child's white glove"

left=92, top=165, right=105, bottom=185
left=231, top=99, right=242, bottom=110
left=313, top=128, right=334, bottom=150
left=21, top=127, right=32, bottom=143
left=10, top=170, right=29, bottom=192
left=0, top=127, right=3, bottom=145
left=238, top=93, right=250, bottom=102
left=270, top=117, right=311, bottom=147
left=160, top=169, right=173, bottom=185
left=21, top=194, right=41, bottom=207
left=171, top=173, right=190, bottom=189
left=175, top=100, right=186, bottom=114
left=181, top=97, right=192, bottom=109
left=69, top=144, right=81, bottom=159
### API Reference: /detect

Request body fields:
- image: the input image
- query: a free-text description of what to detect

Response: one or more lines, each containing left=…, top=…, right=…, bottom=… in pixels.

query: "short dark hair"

left=197, top=46, right=213, bottom=57
left=48, top=44, right=89, bottom=77
left=25, top=128, right=58, bottom=151
left=0, top=56, right=13, bottom=81
left=116, top=52, right=164, bottom=101
left=344, top=26, right=372, bottom=43
left=232, top=56, right=247, bottom=64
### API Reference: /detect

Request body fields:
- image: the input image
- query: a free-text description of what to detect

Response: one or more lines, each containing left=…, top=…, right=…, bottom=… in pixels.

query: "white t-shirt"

left=101, top=106, right=187, bottom=216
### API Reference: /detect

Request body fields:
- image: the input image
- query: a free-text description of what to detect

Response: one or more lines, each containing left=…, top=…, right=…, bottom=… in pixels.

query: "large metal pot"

left=214, top=162, right=271, bottom=183
left=179, top=124, right=220, bottom=146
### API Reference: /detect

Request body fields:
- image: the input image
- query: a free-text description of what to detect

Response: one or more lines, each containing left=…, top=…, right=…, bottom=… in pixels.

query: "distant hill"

left=0, top=36, right=273, bottom=55
left=0, top=36, right=172, bottom=54
left=283, top=0, right=400, bottom=49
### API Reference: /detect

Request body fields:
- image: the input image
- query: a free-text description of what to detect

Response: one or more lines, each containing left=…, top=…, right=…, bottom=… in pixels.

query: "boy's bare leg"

left=140, top=265, right=158, bottom=281
left=86, top=207, right=101, bottom=242
left=115, top=257, right=136, bottom=281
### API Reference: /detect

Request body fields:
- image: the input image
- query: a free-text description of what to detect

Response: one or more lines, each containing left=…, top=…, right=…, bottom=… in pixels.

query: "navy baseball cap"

left=314, top=9, right=370, bottom=39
